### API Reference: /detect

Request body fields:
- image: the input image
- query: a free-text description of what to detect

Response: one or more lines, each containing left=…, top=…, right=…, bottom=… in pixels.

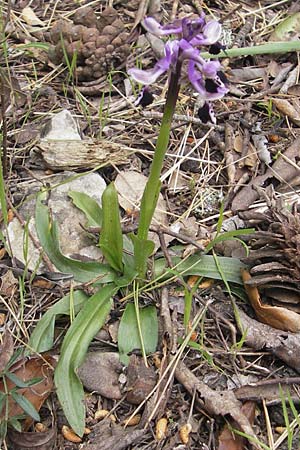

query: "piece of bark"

left=237, top=308, right=300, bottom=373
left=175, top=361, right=261, bottom=449
left=234, top=378, right=300, bottom=404
left=35, top=139, right=135, bottom=170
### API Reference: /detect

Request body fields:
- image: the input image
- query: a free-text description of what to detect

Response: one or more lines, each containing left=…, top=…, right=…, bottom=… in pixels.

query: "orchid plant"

left=127, top=14, right=228, bottom=278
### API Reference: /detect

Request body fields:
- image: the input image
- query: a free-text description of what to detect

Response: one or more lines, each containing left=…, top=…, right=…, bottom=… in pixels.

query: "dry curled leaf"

left=8, top=426, right=56, bottom=450
left=242, top=269, right=300, bottom=332
left=0, top=330, right=14, bottom=372
left=0, top=354, right=55, bottom=430
left=218, top=401, right=256, bottom=450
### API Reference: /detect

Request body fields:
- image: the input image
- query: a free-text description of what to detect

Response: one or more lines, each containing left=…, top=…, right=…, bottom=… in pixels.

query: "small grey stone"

left=41, top=109, right=81, bottom=140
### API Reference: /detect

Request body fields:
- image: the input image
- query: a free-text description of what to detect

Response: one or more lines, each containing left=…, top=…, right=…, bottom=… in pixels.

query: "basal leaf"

left=118, top=303, right=158, bottom=365
left=99, top=183, right=123, bottom=273
left=130, top=233, right=155, bottom=278
left=68, top=191, right=102, bottom=227
left=54, top=285, right=116, bottom=436
left=29, top=290, right=88, bottom=353
left=35, top=191, right=116, bottom=283
left=154, top=254, right=246, bottom=285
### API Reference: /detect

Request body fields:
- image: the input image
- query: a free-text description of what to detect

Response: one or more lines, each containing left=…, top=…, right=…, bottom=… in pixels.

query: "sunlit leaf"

left=118, top=303, right=158, bottom=365
left=35, top=191, right=116, bottom=283
left=99, top=183, right=123, bottom=272
left=68, top=191, right=102, bottom=227
left=54, top=285, right=116, bottom=436
left=269, top=12, right=300, bottom=41
left=29, top=290, right=88, bottom=353
left=130, top=233, right=155, bottom=278
left=154, top=254, right=246, bottom=285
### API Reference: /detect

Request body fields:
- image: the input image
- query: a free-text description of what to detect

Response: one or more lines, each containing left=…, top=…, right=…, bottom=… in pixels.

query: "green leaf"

left=130, top=233, right=155, bottom=279
left=35, top=191, right=116, bottom=283
left=9, top=417, right=22, bottom=432
left=269, top=13, right=300, bottom=41
left=54, top=285, right=115, bottom=436
left=19, top=42, right=50, bottom=51
left=201, top=40, right=300, bottom=59
left=154, top=254, right=246, bottom=284
left=29, top=290, right=88, bottom=353
left=0, top=392, right=7, bottom=412
left=0, top=420, right=7, bottom=439
left=68, top=191, right=102, bottom=227
left=11, top=392, right=40, bottom=422
left=6, top=372, right=34, bottom=388
left=6, top=348, right=23, bottom=370
left=99, top=183, right=123, bottom=272
left=205, top=228, right=255, bottom=253
left=118, top=303, right=158, bottom=366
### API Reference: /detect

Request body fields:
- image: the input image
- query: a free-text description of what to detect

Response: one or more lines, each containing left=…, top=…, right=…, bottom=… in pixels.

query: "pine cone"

left=47, top=7, right=129, bottom=81
left=242, top=191, right=300, bottom=311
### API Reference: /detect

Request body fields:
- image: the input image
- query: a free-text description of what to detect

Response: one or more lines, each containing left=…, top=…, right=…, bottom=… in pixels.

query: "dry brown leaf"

left=0, top=355, right=55, bottom=430
left=272, top=98, right=300, bottom=126
left=287, top=84, right=300, bottom=95
left=175, top=361, right=260, bottom=448
left=21, top=7, right=44, bottom=26
left=233, top=133, right=243, bottom=153
left=232, top=136, right=300, bottom=211
left=244, top=142, right=259, bottom=168
left=7, top=426, right=56, bottom=450
left=0, top=270, right=18, bottom=296
left=0, top=330, right=14, bottom=372
left=242, top=269, right=300, bottom=332
left=218, top=401, right=256, bottom=450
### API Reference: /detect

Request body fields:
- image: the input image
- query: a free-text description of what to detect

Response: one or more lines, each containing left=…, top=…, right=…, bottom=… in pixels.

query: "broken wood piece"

left=35, top=139, right=136, bottom=170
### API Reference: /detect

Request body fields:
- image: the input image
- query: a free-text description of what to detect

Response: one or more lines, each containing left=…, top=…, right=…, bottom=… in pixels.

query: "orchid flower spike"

left=128, top=14, right=228, bottom=123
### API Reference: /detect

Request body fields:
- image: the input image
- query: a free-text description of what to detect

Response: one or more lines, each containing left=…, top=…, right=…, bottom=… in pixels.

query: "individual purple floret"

left=128, top=14, right=228, bottom=123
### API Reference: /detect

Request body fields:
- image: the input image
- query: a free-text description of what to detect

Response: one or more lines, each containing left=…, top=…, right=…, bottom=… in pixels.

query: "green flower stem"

left=201, top=40, right=300, bottom=59
left=137, top=63, right=182, bottom=243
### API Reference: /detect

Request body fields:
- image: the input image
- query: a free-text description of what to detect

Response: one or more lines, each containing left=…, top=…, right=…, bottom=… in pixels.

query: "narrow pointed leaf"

left=5, top=372, right=39, bottom=389
left=99, top=183, right=123, bottom=272
left=54, top=285, right=116, bottom=436
left=29, top=290, right=88, bottom=353
left=68, top=191, right=102, bottom=227
left=35, top=191, right=116, bottom=283
left=118, top=303, right=158, bottom=365
left=10, top=392, right=40, bottom=422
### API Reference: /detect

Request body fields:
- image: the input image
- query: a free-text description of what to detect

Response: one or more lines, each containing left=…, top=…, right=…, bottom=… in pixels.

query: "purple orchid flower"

left=128, top=14, right=228, bottom=123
